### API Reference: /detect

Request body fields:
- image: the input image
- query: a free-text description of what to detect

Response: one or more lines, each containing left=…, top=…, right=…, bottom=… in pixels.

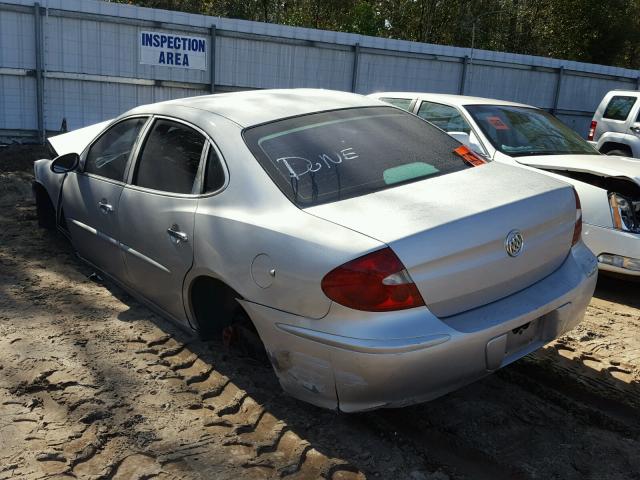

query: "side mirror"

left=448, top=131, right=471, bottom=146
left=50, top=152, right=80, bottom=174
left=449, top=131, right=485, bottom=156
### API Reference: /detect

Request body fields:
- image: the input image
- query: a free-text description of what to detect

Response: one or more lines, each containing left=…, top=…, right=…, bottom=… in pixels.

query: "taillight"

left=321, top=247, right=425, bottom=312
left=453, top=145, right=487, bottom=167
left=572, top=188, right=582, bottom=246
left=587, top=121, right=597, bottom=141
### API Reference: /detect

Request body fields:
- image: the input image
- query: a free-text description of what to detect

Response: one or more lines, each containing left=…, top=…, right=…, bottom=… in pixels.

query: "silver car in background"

left=371, top=92, right=640, bottom=278
left=33, top=89, right=597, bottom=412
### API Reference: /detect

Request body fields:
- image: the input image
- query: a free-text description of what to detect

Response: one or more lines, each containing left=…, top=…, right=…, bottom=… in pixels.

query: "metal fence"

left=1, top=0, right=639, bottom=143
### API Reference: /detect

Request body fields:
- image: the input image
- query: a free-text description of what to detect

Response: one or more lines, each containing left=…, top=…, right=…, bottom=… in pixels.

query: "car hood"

left=515, top=154, right=640, bottom=185
left=47, top=119, right=112, bottom=157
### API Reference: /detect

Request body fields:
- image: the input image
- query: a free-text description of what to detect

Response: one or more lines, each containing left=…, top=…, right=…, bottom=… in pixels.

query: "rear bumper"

left=242, top=242, right=597, bottom=412
left=583, top=223, right=640, bottom=276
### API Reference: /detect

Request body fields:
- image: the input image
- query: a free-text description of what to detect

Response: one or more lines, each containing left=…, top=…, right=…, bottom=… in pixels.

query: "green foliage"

left=110, top=0, right=640, bottom=69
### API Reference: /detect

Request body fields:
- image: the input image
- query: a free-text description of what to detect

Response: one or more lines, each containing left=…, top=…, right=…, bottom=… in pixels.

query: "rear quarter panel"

left=187, top=124, right=384, bottom=320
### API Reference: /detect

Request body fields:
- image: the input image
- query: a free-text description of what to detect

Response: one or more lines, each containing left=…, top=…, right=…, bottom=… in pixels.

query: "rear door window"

left=243, top=106, right=474, bottom=208
left=84, top=117, right=147, bottom=181
left=133, top=119, right=205, bottom=194
left=379, top=97, right=413, bottom=111
left=603, top=96, right=637, bottom=121
left=417, top=101, right=471, bottom=133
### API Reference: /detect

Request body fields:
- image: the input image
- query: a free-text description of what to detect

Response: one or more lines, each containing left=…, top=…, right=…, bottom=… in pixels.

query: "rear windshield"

left=243, top=106, right=472, bottom=207
left=465, top=105, right=597, bottom=157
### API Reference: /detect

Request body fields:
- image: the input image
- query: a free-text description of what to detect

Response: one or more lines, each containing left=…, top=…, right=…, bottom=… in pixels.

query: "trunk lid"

left=307, top=162, right=576, bottom=318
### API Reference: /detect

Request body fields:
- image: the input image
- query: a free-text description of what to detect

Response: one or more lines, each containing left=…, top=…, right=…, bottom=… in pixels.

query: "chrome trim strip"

left=120, top=243, right=171, bottom=274
left=69, top=218, right=118, bottom=247
left=70, top=218, right=97, bottom=235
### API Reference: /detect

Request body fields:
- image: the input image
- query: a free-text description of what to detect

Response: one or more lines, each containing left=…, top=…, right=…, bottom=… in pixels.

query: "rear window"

left=243, top=106, right=473, bottom=207
left=603, top=96, right=636, bottom=121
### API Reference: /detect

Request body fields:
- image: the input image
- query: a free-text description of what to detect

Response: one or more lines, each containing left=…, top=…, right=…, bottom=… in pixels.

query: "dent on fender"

left=268, top=347, right=338, bottom=408
left=269, top=350, right=330, bottom=395
left=239, top=299, right=339, bottom=408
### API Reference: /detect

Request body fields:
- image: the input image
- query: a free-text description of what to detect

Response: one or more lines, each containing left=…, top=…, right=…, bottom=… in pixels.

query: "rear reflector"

left=454, top=145, right=487, bottom=167
left=321, top=247, right=425, bottom=312
left=572, top=188, right=582, bottom=246
left=587, top=121, right=597, bottom=141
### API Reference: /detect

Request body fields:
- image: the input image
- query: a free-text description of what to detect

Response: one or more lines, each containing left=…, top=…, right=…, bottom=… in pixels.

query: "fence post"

left=209, top=25, right=216, bottom=94
left=351, top=42, right=360, bottom=93
left=552, top=66, right=564, bottom=115
left=459, top=56, right=469, bottom=95
left=34, top=2, right=45, bottom=144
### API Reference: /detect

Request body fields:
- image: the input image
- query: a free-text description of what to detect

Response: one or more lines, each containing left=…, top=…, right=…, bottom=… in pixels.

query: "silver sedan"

left=33, top=89, right=598, bottom=412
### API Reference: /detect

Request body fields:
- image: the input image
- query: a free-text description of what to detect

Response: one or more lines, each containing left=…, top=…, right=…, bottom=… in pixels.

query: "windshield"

left=465, top=105, right=598, bottom=157
left=243, top=106, right=474, bottom=207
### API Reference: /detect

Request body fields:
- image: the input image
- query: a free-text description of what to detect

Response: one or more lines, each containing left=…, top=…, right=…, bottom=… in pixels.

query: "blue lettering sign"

left=141, top=30, right=206, bottom=70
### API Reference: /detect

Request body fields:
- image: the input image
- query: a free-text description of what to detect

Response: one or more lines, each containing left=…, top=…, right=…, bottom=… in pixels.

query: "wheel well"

left=32, top=181, right=49, bottom=200
left=189, top=276, right=244, bottom=337
left=600, top=142, right=632, bottom=155
left=33, top=181, right=56, bottom=217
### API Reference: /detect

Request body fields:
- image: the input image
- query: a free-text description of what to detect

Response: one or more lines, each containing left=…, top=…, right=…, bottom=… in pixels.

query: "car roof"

left=369, top=92, right=533, bottom=109
left=605, top=90, right=640, bottom=96
left=133, top=89, right=384, bottom=127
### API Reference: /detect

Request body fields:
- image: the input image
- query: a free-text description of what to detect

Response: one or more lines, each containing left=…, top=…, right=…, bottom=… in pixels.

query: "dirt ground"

left=1, top=146, right=639, bottom=480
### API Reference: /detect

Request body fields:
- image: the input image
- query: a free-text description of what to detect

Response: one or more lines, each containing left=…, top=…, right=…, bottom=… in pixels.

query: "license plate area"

left=505, top=317, right=542, bottom=357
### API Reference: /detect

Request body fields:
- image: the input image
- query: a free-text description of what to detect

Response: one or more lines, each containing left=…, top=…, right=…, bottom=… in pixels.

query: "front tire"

left=34, top=185, right=56, bottom=230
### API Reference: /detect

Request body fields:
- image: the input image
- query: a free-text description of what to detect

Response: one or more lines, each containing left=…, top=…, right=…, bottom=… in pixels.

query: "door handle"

left=98, top=200, right=114, bottom=214
left=167, top=225, right=188, bottom=244
left=630, top=126, right=640, bottom=134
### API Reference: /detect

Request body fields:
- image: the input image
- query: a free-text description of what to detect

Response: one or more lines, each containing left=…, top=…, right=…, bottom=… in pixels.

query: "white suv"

left=588, top=90, right=640, bottom=158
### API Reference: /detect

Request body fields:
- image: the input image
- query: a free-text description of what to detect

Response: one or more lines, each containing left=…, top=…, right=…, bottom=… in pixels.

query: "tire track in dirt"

left=131, top=333, right=365, bottom=479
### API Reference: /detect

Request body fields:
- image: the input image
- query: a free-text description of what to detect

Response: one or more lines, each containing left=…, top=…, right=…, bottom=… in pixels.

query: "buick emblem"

left=505, top=230, right=524, bottom=257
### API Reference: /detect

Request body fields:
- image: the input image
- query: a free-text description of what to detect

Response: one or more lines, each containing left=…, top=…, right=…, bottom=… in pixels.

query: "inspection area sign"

left=140, top=31, right=208, bottom=70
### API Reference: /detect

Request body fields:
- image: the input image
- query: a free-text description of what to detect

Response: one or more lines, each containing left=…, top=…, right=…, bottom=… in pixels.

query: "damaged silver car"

left=33, top=89, right=597, bottom=412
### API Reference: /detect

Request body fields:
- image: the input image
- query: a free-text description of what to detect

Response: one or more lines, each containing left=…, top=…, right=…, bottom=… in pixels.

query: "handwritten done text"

left=276, top=147, right=359, bottom=180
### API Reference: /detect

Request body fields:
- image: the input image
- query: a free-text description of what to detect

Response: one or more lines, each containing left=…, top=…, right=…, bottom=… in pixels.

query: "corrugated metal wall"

left=1, top=0, right=639, bottom=142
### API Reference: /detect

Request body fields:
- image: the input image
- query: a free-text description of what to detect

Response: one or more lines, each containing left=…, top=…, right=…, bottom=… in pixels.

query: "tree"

left=109, top=0, right=640, bottom=69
